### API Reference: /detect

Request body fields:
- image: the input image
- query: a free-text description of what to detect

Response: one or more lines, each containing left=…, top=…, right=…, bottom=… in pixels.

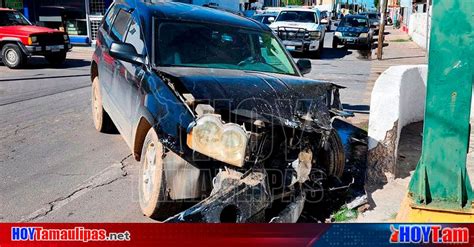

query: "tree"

left=287, top=0, right=304, bottom=6
left=374, top=0, right=379, bottom=9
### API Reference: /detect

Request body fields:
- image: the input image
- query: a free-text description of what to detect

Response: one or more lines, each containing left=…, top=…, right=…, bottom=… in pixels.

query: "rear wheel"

left=1, top=44, right=26, bottom=69
left=318, top=129, right=345, bottom=178
left=91, top=77, right=114, bottom=133
left=139, top=128, right=182, bottom=220
left=45, top=51, right=66, bottom=66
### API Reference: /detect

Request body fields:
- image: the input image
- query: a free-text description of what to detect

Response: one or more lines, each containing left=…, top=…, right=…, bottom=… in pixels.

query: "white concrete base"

left=367, top=65, right=428, bottom=184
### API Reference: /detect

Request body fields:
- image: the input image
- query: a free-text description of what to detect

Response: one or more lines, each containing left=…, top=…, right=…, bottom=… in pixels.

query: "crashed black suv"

left=91, top=0, right=350, bottom=223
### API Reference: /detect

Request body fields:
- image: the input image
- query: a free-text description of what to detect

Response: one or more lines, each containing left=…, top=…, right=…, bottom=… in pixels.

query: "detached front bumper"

left=25, top=43, right=72, bottom=55
left=165, top=170, right=305, bottom=223
left=282, top=39, right=321, bottom=53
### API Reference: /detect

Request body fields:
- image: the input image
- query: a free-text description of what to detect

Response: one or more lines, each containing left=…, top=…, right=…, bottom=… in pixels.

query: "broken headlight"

left=187, top=115, right=248, bottom=167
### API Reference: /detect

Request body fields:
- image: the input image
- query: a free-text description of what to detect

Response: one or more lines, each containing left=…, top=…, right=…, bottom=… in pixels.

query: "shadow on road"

left=20, top=57, right=91, bottom=69
left=0, top=74, right=89, bottom=82
left=290, top=47, right=352, bottom=60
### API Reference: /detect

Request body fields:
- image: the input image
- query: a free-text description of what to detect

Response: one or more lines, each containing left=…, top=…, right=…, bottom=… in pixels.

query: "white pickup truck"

left=269, top=8, right=326, bottom=58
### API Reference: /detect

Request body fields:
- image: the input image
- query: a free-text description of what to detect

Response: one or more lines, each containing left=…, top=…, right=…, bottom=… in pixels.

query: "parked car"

left=251, top=13, right=278, bottom=25
left=92, top=1, right=349, bottom=223
left=269, top=8, right=326, bottom=58
left=319, top=10, right=332, bottom=31
left=360, top=12, right=380, bottom=34
left=333, top=15, right=373, bottom=50
left=0, top=8, right=71, bottom=68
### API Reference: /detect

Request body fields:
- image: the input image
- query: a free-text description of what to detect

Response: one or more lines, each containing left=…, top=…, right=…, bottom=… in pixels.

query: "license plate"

left=48, top=45, right=63, bottom=52
left=346, top=38, right=355, bottom=43
left=286, top=45, right=296, bottom=51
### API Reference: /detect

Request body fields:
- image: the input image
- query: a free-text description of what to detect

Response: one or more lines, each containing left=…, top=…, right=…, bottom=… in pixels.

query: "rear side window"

left=110, top=9, right=131, bottom=41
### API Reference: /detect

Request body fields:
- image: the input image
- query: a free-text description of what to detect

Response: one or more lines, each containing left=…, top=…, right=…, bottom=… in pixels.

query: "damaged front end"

left=157, top=73, right=352, bottom=223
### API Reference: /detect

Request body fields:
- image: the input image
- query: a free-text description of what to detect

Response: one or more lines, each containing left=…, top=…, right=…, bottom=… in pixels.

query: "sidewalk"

left=355, top=26, right=474, bottom=222
left=348, top=26, right=428, bottom=128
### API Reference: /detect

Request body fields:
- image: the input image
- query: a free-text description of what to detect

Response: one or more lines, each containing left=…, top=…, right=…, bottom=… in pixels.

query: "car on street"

left=251, top=13, right=278, bottom=25
left=269, top=8, right=326, bottom=58
left=333, top=15, right=373, bottom=50
left=319, top=10, right=332, bottom=31
left=91, top=0, right=349, bottom=223
left=360, top=12, right=380, bottom=34
left=0, top=8, right=71, bottom=69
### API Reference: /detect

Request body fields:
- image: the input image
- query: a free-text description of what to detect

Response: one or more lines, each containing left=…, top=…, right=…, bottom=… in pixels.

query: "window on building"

left=36, top=1, right=87, bottom=36
left=110, top=9, right=131, bottom=41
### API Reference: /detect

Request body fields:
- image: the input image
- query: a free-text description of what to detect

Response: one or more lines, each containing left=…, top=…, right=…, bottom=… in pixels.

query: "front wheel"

left=332, top=39, right=339, bottom=49
left=45, top=52, right=66, bottom=66
left=139, top=129, right=182, bottom=220
left=317, top=129, right=345, bottom=178
left=1, top=44, right=26, bottom=69
left=91, top=77, right=115, bottom=133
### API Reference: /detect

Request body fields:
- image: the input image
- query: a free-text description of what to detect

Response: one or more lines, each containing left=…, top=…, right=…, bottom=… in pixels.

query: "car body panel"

left=334, top=15, right=372, bottom=46
left=269, top=8, right=325, bottom=53
left=0, top=9, right=70, bottom=58
left=92, top=0, right=349, bottom=221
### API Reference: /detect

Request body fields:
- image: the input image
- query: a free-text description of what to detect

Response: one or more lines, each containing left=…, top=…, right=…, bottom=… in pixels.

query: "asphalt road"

left=0, top=31, right=371, bottom=222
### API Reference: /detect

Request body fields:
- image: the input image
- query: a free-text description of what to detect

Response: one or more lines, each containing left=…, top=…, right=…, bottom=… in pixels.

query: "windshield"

left=156, top=22, right=297, bottom=76
left=339, top=17, right=368, bottom=27
left=0, top=11, right=31, bottom=26
left=276, top=11, right=316, bottom=23
left=367, top=13, right=378, bottom=19
left=252, top=15, right=274, bottom=25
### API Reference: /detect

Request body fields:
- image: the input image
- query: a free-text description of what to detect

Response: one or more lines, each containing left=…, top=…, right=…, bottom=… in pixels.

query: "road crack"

left=21, top=154, right=133, bottom=222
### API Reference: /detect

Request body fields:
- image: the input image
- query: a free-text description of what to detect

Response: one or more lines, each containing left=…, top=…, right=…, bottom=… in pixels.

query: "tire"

left=1, top=44, right=26, bottom=69
left=332, top=39, right=339, bottom=49
left=91, top=77, right=115, bottom=133
left=309, top=49, right=321, bottom=59
left=318, top=129, right=345, bottom=178
left=139, top=128, right=182, bottom=221
left=45, top=51, right=66, bottom=66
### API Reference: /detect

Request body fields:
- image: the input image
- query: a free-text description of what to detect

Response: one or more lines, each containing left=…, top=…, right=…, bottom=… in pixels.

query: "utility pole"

left=376, top=0, right=388, bottom=59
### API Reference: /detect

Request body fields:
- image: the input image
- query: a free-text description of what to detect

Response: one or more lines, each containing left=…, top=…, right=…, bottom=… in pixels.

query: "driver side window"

left=124, top=19, right=145, bottom=56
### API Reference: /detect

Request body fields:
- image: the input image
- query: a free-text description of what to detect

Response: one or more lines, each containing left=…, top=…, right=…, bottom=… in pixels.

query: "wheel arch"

left=0, top=39, right=30, bottom=56
left=91, top=60, right=99, bottom=83
left=133, top=116, right=153, bottom=161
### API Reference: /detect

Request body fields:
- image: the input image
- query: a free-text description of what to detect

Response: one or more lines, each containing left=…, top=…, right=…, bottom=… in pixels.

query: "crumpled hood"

left=270, top=21, right=318, bottom=31
left=156, top=67, right=333, bottom=129
left=336, top=26, right=369, bottom=34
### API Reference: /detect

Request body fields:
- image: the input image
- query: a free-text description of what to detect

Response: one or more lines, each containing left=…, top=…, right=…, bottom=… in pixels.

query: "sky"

left=335, top=0, right=377, bottom=9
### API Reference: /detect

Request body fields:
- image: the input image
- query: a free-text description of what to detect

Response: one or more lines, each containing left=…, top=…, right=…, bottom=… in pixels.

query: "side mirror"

left=334, top=22, right=339, bottom=26
left=268, top=16, right=275, bottom=23
left=296, top=59, right=312, bottom=75
left=109, top=41, right=144, bottom=65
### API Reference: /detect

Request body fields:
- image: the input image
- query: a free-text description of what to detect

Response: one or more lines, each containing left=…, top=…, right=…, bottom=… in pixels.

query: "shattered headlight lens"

left=187, top=115, right=248, bottom=167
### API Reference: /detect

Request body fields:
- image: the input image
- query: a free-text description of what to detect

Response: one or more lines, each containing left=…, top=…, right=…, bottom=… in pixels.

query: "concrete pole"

left=376, top=0, right=388, bottom=59
left=407, top=0, right=473, bottom=210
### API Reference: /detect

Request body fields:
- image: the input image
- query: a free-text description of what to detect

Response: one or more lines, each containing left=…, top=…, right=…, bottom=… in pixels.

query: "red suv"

left=0, top=8, right=72, bottom=69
